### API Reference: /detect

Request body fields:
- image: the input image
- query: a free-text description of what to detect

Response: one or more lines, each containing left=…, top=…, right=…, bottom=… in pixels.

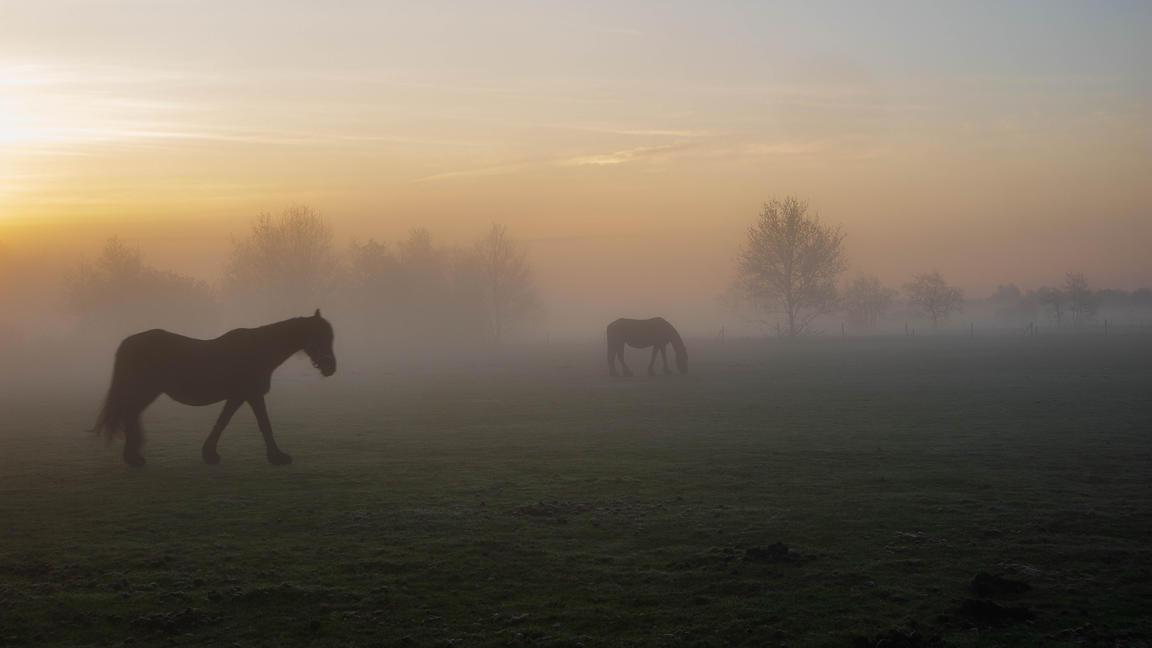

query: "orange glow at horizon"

left=2, top=2, right=1151, bottom=331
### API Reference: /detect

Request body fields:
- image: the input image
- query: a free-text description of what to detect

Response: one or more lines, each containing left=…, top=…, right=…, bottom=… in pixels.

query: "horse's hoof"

left=202, top=450, right=221, bottom=465
left=268, top=452, right=293, bottom=466
left=124, top=453, right=145, bottom=467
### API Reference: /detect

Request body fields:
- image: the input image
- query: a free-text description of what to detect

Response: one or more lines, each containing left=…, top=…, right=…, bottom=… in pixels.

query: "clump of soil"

left=958, top=598, right=1034, bottom=626
left=743, top=542, right=792, bottom=562
left=971, top=571, right=1031, bottom=598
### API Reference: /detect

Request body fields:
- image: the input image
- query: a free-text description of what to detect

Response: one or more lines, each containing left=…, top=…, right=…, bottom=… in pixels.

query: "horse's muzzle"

left=312, top=354, right=337, bottom=377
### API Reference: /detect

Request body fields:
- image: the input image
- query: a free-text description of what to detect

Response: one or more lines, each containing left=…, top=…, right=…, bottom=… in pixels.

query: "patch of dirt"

left=743, top=542, right=792, bottom=562
left=971, top=571, right=1031, bottom=598
left=667, top=543, right=808, bottom=571
left=958, top=598, right=1034, bottom=626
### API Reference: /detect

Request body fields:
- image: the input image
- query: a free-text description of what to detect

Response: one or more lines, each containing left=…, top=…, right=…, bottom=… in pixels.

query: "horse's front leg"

left=202, top=398, right=243, bottom=465
left=660, top=345, right=672, bottom=374
left=648, top=347, right=659, bottom=376
left=618, top=348, right=633, bottom=377
left=248, top=395, right=292, bottom=465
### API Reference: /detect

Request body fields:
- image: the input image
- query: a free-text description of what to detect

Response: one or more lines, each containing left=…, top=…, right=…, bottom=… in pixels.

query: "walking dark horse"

left=606, top=317, right=688, bottom=377
left=92, top=310, right=336, bottom=466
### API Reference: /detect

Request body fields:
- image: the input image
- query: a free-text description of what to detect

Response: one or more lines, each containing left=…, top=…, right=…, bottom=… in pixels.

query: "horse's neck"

left=257, top=319, right=309, bottom=367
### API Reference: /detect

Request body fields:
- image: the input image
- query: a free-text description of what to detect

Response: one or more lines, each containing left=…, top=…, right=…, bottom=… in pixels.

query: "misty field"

left=1, top=335, right=1150, bottom=647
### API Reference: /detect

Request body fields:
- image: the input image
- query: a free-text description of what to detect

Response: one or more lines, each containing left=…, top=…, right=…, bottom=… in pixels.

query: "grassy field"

left=1, top=335, right=1150, bottom=647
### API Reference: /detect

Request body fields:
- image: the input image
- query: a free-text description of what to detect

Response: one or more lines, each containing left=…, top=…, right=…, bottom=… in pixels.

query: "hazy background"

left=2, top=1, right=1151, bottom=345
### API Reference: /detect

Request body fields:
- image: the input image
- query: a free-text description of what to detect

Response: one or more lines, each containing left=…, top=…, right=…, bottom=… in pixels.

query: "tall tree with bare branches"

left=225, top=205, right=338, bottom=315
left=474, top=223, right=537, bottom=343
left=905, top=271, right=964, bottom=329
left=842, top=274, right=896, bottom=329
left=737, top=197, right=846, bottom=337
left=1064, top=272, right=1097, bottom=327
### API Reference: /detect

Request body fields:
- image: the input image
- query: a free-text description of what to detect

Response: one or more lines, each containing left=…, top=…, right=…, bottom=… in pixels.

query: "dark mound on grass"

left=971, top=571, right=1031, bottom=598
left=958, top=598, right=1034, bottom=626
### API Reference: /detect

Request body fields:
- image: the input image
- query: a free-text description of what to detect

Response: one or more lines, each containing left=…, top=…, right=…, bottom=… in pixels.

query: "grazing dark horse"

left=606, top=317, right=688, bottom=377
left=92, top=310, right=336, bottom=466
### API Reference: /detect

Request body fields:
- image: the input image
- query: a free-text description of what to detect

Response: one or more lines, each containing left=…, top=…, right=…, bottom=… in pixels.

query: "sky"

left=2, top=1, right=1150, bottom=332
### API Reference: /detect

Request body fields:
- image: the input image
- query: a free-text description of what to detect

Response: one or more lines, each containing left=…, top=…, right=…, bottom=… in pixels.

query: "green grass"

left=1, top=335, right=1150, bottom=647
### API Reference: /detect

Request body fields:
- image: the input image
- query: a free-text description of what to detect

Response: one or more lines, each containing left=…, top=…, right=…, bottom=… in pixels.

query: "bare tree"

left=1037, top=286, right=1066, bottom=327
left=904, top=271, right=964, bottom=329
left=347, top=238, right=400, bottom=297
left=68, top=237, right=213, bottom=332
left=737, top=197, right=846, bottom=337
left=1064, top=272, right=1097, bottom=327
left=842, top=274, right=896, bottom=329
left=474, top=223, right=538, bottom=343
left=225, top=205, right=338, bottom=314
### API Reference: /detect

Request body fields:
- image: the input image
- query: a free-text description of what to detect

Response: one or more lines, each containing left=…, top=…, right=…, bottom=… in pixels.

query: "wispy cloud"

left=566, top=125, right=715, bottom=138
left=413, top=143, right=693, bottom=183
left=562, top=144, right=686, bottom=166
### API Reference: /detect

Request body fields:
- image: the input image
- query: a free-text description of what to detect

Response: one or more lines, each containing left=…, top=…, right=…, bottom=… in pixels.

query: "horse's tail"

left=91, top=341, right=133, bottom=442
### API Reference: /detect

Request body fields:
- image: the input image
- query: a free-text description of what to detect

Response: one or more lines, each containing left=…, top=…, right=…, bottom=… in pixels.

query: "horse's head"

left=676, top=350, right=688, bottom=374
left=304, top=309, right=337, bottom=377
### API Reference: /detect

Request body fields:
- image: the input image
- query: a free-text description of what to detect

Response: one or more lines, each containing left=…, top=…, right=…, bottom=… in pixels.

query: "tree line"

left=3, top=199, right=1150, bottom=350
left=56, top=206, right=539, bottom=353
left=728, top=196, right=1151, bottom=337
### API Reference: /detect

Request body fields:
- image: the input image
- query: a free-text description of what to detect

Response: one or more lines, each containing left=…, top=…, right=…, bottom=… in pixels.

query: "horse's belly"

left=163, top=376, right=233, bottom=406
left=165, top=389, right=225, bottom=407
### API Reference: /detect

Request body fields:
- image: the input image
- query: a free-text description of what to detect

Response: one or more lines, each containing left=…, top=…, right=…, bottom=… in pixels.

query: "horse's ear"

left=314, top=309, right=322, bottom=318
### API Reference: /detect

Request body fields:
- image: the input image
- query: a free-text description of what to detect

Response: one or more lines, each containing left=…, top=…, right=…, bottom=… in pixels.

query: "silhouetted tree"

left=68, top=237, right=213, bottom=332
left=1133, top=288, right=1152, bottom=312
left=737, top=197, right=846, bottom=337
left=842, top=274, right=896, bottom=329
left=347, top=238, right=400, bottom=297
left=904, top=271, right=963, bottom=329
left=474, top=224, right=538, bottom=343
left=225, top=206, right=338, bottom=315
left=1064, top=272, right=1097, bottom=326
left=1037, top=286, right=1066, bottom=327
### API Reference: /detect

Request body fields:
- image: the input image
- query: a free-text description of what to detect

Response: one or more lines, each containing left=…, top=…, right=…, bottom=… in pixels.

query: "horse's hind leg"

left=248, top=395, right=292, bottom=466
left=648, top=347, right=659, bottom=376
left=202, top=398, right=243, bottom=465
left=121, top=391, right=159, bottom=466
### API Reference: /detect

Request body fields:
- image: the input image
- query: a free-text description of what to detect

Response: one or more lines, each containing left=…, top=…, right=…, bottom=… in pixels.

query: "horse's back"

left=607, top=317, right=674, bottom=347
left=118, top=328, right=200, bottom=353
